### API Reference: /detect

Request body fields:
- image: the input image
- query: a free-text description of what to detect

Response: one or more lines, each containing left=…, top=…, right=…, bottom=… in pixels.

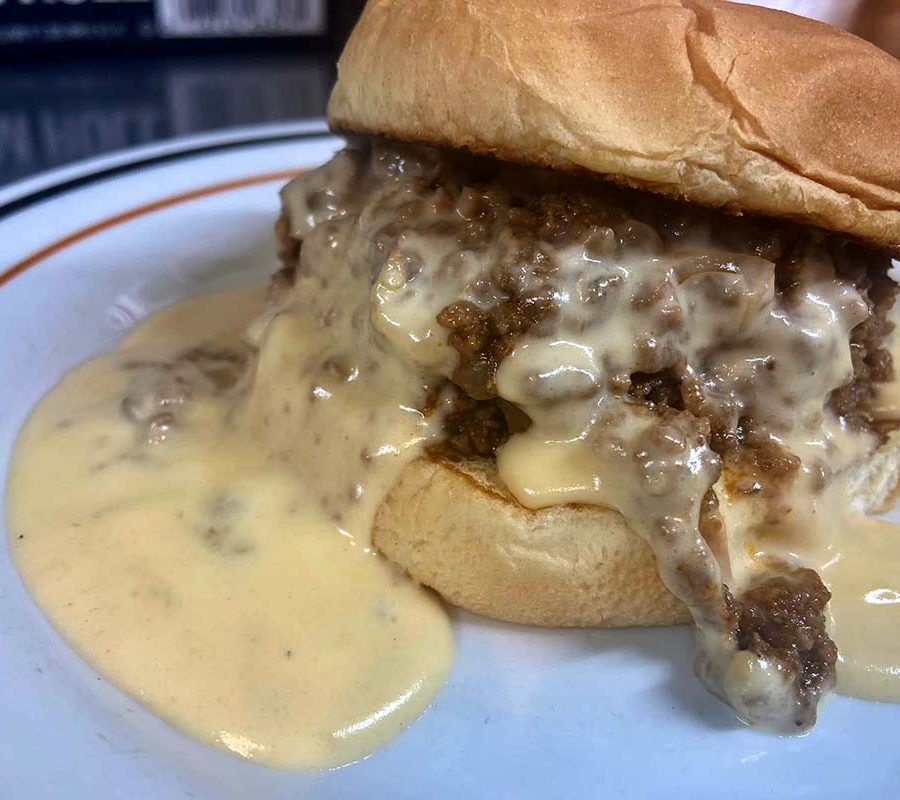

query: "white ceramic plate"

left=1, top=123, right=898, bottom=799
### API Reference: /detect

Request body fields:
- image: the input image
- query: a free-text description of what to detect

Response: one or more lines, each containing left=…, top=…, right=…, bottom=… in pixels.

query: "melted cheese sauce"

left=824, top=517, right=900, bottom=702
left=735, top=452, right=900, bottom=706
left=280, top=140, right=900, bottom=729
left=827, top=309, right=900, bottom=702
left=5, top=287, right=453, bottom=769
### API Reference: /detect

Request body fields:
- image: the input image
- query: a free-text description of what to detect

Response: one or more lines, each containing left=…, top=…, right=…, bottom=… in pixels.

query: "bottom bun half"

left=372, top=456, right=690, bottom=628
left=373, top=431, right=900, bottom=629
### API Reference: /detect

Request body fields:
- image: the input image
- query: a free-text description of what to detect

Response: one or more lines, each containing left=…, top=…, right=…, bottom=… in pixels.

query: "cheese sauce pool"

left=5, top=286, right=453, bottom=769
left=824, top=516, right=900, bottom=703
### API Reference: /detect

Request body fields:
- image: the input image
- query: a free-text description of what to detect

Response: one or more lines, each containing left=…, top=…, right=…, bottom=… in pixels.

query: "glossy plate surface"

left=1, top=122, right=898, bottom=799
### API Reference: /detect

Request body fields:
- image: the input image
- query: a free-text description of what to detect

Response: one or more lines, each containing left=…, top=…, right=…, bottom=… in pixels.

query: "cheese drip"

left=6, top=285, right=454, bottom=769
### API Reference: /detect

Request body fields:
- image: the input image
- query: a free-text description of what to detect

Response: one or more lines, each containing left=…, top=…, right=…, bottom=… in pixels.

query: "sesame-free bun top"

left=328, top=0, right=900, bottom=248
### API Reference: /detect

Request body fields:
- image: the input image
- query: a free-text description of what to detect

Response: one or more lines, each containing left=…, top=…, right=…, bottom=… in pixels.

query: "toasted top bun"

left=373, top=432, right=900, bottom=628
left=328, top=0, right=900, bottom=248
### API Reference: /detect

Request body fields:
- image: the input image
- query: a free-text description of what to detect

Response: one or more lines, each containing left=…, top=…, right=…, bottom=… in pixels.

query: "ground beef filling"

left=436, top=240, right=895, bottom=465
left=830, top=243, right=898, bottom=428
left=414, top=169, right=890, bottom=710
left=438, top=393, right=511, bottom=457
left=274, top=140, right=898, bottom=725
left=436, top=295, right=556, bottom=401
left=725, top=568, right=837, bottom=723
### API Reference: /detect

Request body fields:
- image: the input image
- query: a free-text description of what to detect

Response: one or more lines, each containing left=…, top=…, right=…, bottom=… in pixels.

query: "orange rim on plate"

left=0, top=170, right=300, bottom=290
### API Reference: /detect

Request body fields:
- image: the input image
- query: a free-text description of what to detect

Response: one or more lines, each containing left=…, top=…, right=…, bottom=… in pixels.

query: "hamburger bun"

left=373, top=456, right=690, bottom=627
left=328, top=0, right=900, bottom=248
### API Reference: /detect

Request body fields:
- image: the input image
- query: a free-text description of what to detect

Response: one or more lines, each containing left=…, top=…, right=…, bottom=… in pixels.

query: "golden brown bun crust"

left=329, top=0, right=900, bottom=248
left=373, top=456, right=689, bottom=628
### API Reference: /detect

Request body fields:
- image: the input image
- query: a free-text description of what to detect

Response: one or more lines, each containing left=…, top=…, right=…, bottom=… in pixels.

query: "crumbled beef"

left=629, top=369, right=685, bottom=410
left=430, top=392, right=531, bottom=460
left=437, top=295, right=556, bottom=400
left=430, top=195, right=893, bottom=471
left=722, top=436, right=802, bottom=496
left=629, top=370, right=802, bottom=495
left=726, top=568, right=837, bottom=726
left=439, top=394, right=511, bottom=457
left=829, top=240, right=897, bottom=425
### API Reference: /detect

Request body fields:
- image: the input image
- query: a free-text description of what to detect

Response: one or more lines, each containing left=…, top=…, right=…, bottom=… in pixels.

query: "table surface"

left=0, top=52, right=333, bottom=188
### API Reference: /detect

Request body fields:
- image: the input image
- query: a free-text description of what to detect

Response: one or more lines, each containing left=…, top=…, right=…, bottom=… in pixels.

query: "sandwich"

left=273, top=0, right=900, bottom=732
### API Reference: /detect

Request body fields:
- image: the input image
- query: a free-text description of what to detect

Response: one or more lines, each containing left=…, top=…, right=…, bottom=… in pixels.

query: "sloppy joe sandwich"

left=9, top=0, right=900, bottom=767
left=273, top=0, right=900, bottom=732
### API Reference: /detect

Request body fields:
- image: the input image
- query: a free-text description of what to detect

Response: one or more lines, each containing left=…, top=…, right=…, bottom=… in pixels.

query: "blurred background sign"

left=0, top=0, right=897, bottom=187
left=0, top=0, right=343, bottom=54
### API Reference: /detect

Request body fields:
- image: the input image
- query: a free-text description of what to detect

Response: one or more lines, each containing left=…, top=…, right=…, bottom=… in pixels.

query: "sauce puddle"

left=5, top=286, right=453, bottom=769
left=824, top=516, right=900, bottom=702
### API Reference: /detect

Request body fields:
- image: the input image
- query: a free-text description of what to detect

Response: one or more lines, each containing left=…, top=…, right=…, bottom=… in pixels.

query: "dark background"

left=0, top=1, right=363, bottom=186
left=0, top=54, right=334, bottom=184
left=1, top=0, right=898, bottom=188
